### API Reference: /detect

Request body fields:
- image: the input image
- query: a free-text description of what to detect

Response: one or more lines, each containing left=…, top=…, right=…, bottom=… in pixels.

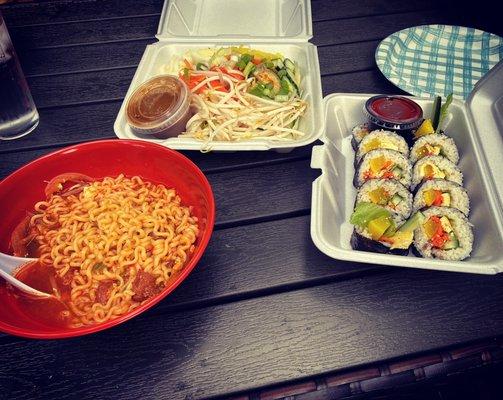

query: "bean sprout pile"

left=160, top=47, right=308, bottom=147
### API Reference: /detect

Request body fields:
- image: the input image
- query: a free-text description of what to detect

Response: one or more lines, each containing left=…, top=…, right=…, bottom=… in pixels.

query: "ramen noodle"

left=12, top=174, right=199, bottom=327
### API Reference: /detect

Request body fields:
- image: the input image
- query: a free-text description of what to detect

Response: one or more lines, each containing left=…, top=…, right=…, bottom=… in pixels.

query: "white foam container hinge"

left=310, top=61, right=503, bottom=275
left=114, top=0, right=324, bottom=152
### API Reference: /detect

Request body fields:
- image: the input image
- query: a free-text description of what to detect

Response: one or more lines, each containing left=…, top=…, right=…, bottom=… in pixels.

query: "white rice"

left=356, top=149, right=412, bottom=188
left=357, top=179, right=412, bottom=218
left=410, top=134, right=459, bottom=164
left=411, top=155, right=463, bottom=190
left=356, top=130, right=409, bottom=163
left=413, top=179, right=470, bottom=216
left=413, top=206, right=473, bottom=261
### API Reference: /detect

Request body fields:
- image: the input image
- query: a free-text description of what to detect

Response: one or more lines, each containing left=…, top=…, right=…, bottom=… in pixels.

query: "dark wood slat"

left=312, top=10, right=452, bottom=47
left=311, top=0, right=437, bottom=21
left=208, top=159, right=316, bottom=226
left=8, top=15, right=158, bottom=49
left=0, top=0, right=164, bottom=26
left=318, top=40, right=380, bottom=75
left=19, top=39, right=153, bottom=77
left=1, top=0, right=436, bottom=27
left=322, top=68, right=406, bottom=96
left=1, top=269, right=503, bottom=400
left=27, top=68, right=134, bottom=108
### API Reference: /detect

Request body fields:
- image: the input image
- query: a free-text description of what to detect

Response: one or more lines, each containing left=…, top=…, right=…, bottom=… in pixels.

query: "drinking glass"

left=0, top=12, right=39, bottom=140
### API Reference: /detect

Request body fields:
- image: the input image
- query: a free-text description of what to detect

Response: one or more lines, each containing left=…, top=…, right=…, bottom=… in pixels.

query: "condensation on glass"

left=0, top=12, right=39, bottom=140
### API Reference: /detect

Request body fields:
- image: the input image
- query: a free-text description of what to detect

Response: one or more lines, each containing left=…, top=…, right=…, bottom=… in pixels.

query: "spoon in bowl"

left=0, top=252, right=52, bottom=298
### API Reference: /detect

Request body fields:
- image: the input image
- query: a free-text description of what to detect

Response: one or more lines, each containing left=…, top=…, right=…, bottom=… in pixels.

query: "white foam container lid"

left=114, top=0, right=324, bottom=152
left=310, top=61, right=503, bottom=274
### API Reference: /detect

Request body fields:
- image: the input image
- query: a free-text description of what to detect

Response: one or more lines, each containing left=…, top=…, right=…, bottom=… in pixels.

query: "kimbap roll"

left=351, top=123, right=371, bottom=150
left=411, top=155, right=463, bottom=190
left=350, top=202, right=409, bottom=255
left=357, top=179, right=412, bottom=219
left=354, top=149, right=412, bottom=188
left=413, top=179, right=470, bottom=216
left=413, top=207, right=473, bottom=261
left=410, top=134, right=459, bottom=164
left=355, top=130, right=409, bottom=164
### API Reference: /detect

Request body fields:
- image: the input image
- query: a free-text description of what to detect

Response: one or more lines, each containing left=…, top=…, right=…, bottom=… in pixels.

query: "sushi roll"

left=355, top=130, right=409, bottom=164
left=350, top=202, right=409, bottom=255
left=413, top=180, right=470, bottom=216
left=357, top=179, right=412, bottom=219
left=351, top=123, right=371, bottom=150
left=413, top=206, right=473, bottom=261
left=354, top=149, right=412, bottom=188
left=411, top=155, right=463, bottom=190
left=410, top=134, right=459, bottom=164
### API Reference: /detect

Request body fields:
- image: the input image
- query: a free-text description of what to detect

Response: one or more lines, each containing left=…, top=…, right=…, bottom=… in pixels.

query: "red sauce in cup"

left=364, top=95, right=423, bottom=145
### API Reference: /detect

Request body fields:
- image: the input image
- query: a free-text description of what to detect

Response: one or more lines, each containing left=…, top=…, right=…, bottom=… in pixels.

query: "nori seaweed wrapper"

left=351, top=229, right=409, bottom=256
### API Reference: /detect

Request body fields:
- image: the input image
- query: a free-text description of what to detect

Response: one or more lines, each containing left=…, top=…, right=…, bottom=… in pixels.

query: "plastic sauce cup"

left=364, top=95, right=423, bottom=145
left=126, top=75, right=191, bottom=139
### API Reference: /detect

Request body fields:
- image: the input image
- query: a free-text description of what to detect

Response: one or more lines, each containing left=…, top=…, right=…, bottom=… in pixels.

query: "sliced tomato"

left=45, top=173, right=93, bottom=197
left=252, top=56, right=262, bottom=65
left=209, top=80, right=229, bottom=92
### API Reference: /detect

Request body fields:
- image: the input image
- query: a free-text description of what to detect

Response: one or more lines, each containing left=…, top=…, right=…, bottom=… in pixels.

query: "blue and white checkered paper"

left=376, top=25, right=503, bottom=99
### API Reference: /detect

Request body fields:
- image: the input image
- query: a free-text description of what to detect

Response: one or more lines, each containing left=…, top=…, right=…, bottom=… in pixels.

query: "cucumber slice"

left=390, top=194, right=403, bottom=206
left=286, top=69, right=300, bottom=90
left=273, top=59, right=284, bottom=69
left=274, top=94, right=290, bottom=102
left=398, top=211, right=425, bottom=233
left=281, top=76, right=298, bottom=96
left=284, top=58, right=295, bottom=71
left=391, top=166, right=403, bottom=178
left=443, top=232, right=459, bottom=250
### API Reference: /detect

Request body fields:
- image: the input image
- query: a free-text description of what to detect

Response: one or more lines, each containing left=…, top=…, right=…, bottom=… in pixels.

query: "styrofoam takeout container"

left=310, top=61, right=503, bottom=274
left=114, top=0, right=324, bottom=152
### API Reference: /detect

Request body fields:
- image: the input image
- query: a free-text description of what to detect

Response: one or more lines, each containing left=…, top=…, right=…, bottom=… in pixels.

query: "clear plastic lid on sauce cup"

left=126, top=75, right=191, bottom=139
left=364, top=95, right=423, bottom=131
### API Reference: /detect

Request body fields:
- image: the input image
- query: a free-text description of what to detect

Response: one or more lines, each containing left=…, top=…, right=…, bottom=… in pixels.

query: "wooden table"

left=1, top=1, right=503, bottom=399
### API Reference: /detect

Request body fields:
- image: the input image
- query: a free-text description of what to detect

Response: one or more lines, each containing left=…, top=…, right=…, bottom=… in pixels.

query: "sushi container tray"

left=114, top=0, right=324, bottom=152
left=310, top=62, right=503, bottom=274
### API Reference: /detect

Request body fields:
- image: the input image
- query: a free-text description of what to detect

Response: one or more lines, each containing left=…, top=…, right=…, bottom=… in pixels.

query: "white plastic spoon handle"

left=0, top=267, right=52, bottom=298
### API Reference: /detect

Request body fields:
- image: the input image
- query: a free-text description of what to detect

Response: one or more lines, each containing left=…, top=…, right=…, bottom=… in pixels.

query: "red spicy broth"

left=6, top=262, right=73, bottom=328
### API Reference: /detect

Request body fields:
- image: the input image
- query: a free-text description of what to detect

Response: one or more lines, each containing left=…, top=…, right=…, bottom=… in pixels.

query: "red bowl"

left=0, top=139, right=215, bottom=339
